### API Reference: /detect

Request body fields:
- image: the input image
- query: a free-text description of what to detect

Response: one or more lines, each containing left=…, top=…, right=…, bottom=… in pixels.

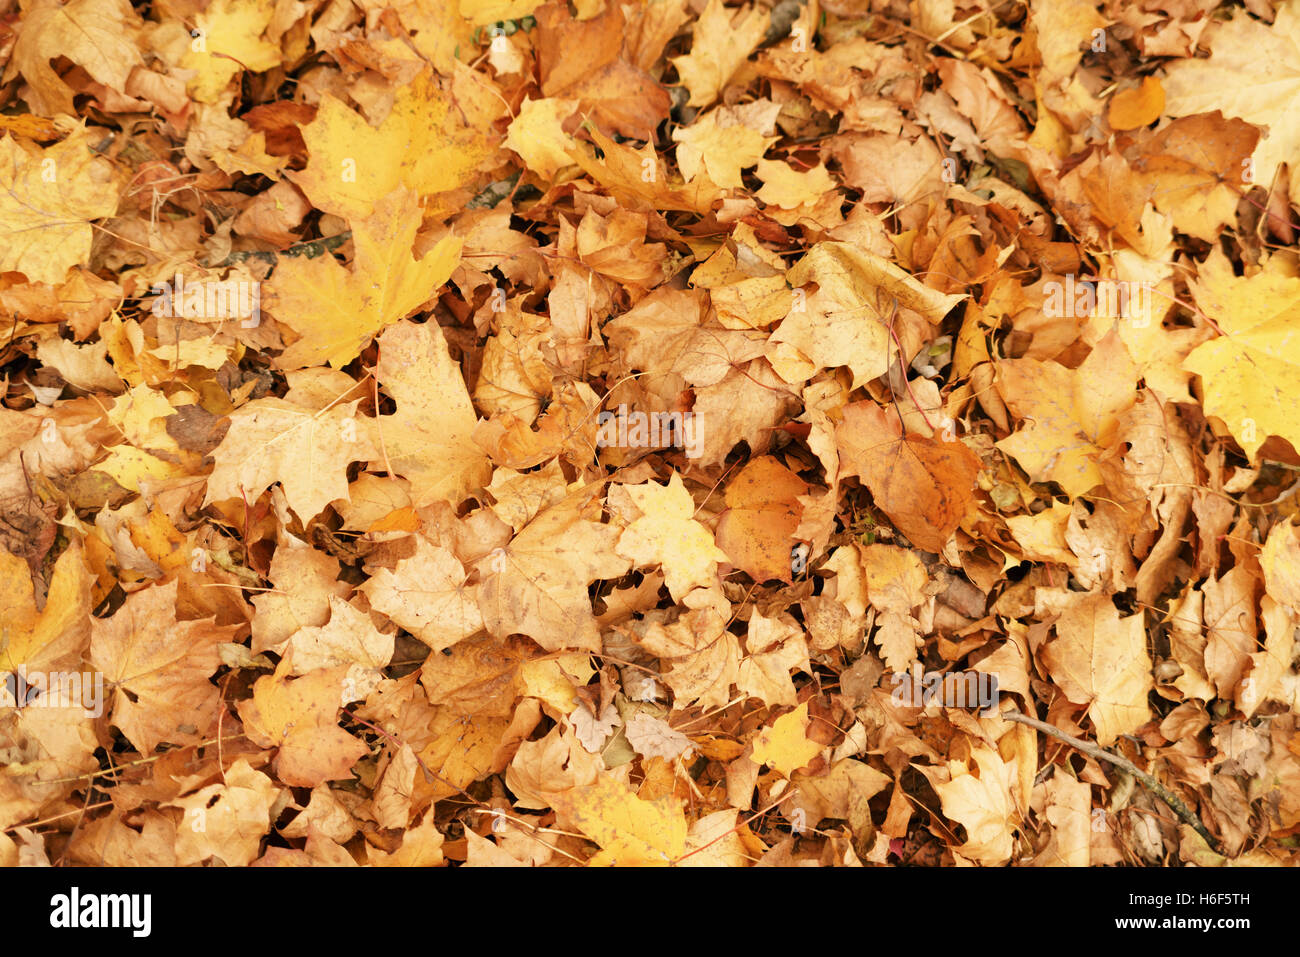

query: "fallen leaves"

left=4, top=0, right=1300, bottom=873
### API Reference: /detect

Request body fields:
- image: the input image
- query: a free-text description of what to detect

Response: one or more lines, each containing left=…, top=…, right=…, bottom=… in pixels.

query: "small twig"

left=5, top=802, right=114, bottom=835
left=885, top=299, right=938, bottom=431
left=1001, top=709, right=1225, bottom=855
left=29, top=734, right=250, bottom=788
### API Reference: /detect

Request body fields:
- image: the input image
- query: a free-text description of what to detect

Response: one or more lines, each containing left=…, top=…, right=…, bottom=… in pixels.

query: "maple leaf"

left=860, top=544, right=928, bottom=672
left=0, top=540, right=90, bottom=676
left=1262, top=521, right=1300, bottom=614
left=792, top=760, right=890, bottom=835
left=1162, top=3, right=1300, bottom=204
left=13, top=0, right=1300, bottom=872
left=1129, top=114, right=1259, bottom=243
left=371, top=319, right=492, bottom=507
left=361, top=536, right=484, bottom=653
left=1202, top=566, right=1257, bottom=702
left=181, top=0, right=280, bottom=103
left=285, top=595, right=394, bottom=703
left=167, top=759, right=282, bottom=867
left=572, top=701, right=621, bottom=753
left=1182, top=248, right=1300, bottom=462
left=419, top=633, right=537, bottom=719
left=836, top=401, right=981, bottom=553
left=269, top=188, right=463, bottom=370
left=670, top=0, right=770, bottom=109
left=250, top=539, right=349, bottom=654
left=367, top=813, right=446, bottom=866
left=918, top=746, right=1018, bottom=865
left=89, top=581, right=240, bottom=754
left=714, top=456, right=808, bottom=584
left=994, top=331, right=1138, bottom=499
left=505, top=97, right=580, bottom=178
left=533, top=1, right=671, bottom=140
left=672, top=105, right=777, bottom=189
left=548, top=774, right=688, bottom=866
left=625, top=712, right=693, bottom=762
left=567, top=127, right=722, bottom=214
left=751, top=702, right=824, bottom=777
left=204, top=391, right=378, bottom=524
left=1108, top=76, right=1165, bottom=132
left=736, top=610, right=810, bottom=708
left=479, top=490, right=631, bottom=652
left=634, top=587, right=740, bottom=710
left=292, top=73, right=491, bottom=220
left=6, top=0, right=143, bottom=117
left=0, top=129, right=123, bottom=285
left=1039, top=591, right=1153, bottom=746
left=777, top=242, right=965, bottom=389
left=691, top=231, right=792, bottom=329
left=505, top=724, right=603, bottom=810
left=756, top=158, right=838, bottom=209
left=237, top=655, right=370, bottom=787
left=614, top=474, right=727, bottom=601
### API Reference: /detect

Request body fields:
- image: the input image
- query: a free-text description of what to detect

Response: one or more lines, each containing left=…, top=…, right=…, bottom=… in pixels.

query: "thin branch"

left=1001, top=709, right=1225, bottom=855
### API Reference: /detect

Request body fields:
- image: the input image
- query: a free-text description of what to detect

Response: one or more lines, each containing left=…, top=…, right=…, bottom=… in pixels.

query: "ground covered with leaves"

left=1, top=0, right=1299, bottom=867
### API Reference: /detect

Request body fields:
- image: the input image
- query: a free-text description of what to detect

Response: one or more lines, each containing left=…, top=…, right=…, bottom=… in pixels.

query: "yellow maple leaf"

left=269, top=187, right=462, bottom=370
left=751, top=702, right=824, bottom=777
left=567, top=126, right=722, bottom=215
left=371, top=320, right=491, bottom=507
left=237, top=655, right=370, bottom=787
left=7, top=0, right=142, bottom=117
left=549, top=774, right=689, bottom=866
left=505, top=97, right=579, bottom=178
left=204, top=389, right=379, bottom=523
left=918, top=746, right=1018, bottom=865
left=292, top=73, right=490, bottom=221
left=1162, top=3, right=1300, bottom=205
left=995, top=330, right=1138, bottom=498
left=374, top=0, right=475, bottom=76
left=1182, top=248, right=1300, bottom=462
left=670, top=0, right=770, bottom=108
left=479, top=490, right=631, bottom=652
left=182, top=0, right=281, bottom=104
left=168, top=760, right=282, bottom=867
left=367, top=814, right=446, bottom=866
left=0, top=129, right=123, bottom=284
left=1262, top=521, right=1300, bottom=613
left=755, top=158, right=837, bottom=209
left=1040, top=591, right=1153, bottom=746
left=614, top=473, right=728, bottom=601
left=0, top=541, right=90, bottom=675
left=672, top=108, right=775, bottom=189
left=89, top=580, right=241, bottom=754
left=776, top=241, right=963, bottom=388
left=459, top=0, right=541, bottom=26
left=361, top=536, right=484, bottom=653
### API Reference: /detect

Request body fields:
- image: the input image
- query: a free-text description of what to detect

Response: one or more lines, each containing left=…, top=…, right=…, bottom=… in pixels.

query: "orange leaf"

left=836, top=401, right=980, bottom=553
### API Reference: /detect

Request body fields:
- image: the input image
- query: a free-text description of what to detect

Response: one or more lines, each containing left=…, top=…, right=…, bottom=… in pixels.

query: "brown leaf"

left=836, top=401, right=980, bottom=553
